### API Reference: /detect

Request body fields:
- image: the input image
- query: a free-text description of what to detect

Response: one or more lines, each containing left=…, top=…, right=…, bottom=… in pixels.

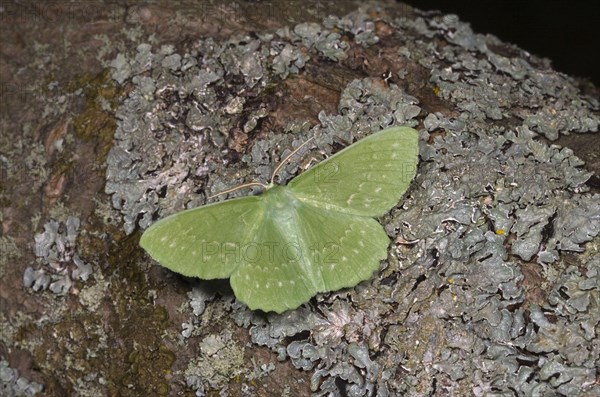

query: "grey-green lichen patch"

left=78, top=272, right=108, bottom=312
left=104, top=5, right=599, bottom=397
left=0, top=359, right=43, bottom=397
left=183, top=331, right=245, bottom=394
left=9, top=139, right=49, bottom=193
left=0, top=236, right=21, bottom=279
left=277, top=22, right=349, bottom=62
left=405, top=13, right=599, bottom=140
left=323, top=11, right=380, bottom=48
left=271, top=43, right=310, bottom=79
left=23, top=216, right=94, bottom=295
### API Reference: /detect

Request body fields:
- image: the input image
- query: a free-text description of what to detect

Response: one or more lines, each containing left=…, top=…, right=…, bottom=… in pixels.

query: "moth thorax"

left=264, top=185, right=300, bottom=214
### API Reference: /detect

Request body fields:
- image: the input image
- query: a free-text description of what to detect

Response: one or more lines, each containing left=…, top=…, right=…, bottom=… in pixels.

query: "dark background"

left=402, top=1, right=600, bottom=87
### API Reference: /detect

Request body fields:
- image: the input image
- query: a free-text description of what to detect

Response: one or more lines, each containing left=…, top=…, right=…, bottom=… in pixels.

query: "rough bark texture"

left=1, top=1, right=598, bottom=396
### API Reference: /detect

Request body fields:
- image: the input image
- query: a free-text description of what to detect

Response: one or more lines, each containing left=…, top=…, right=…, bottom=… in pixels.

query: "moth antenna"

left=208, top=182, right=268, bottom=199
left=270, top=137, right=315, bottom=184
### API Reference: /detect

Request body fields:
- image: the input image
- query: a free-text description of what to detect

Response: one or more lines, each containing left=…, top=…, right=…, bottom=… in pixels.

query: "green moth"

left=140, top=126, right=419, bottom=313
